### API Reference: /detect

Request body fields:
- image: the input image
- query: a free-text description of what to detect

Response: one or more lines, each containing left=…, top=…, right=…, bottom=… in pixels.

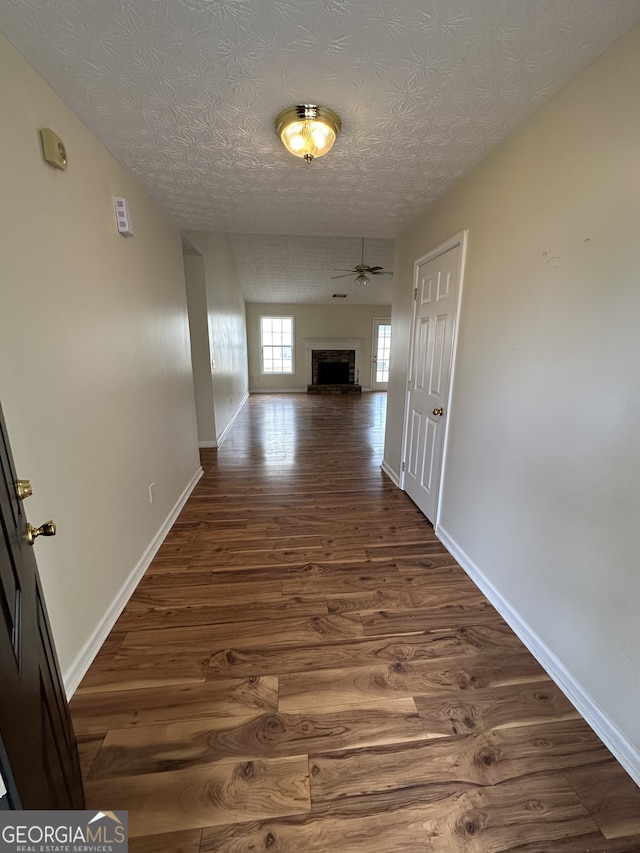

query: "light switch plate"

left=114, top=196, right=134, bottom=237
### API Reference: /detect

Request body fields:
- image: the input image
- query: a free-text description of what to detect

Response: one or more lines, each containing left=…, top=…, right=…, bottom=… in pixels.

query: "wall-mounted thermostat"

left=40, top=128, right=68, bottom=170
left=114, top=196, right=134, bottom=237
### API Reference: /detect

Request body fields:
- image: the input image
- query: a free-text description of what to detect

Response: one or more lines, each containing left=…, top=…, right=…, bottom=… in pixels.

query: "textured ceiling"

left=226, top=234, right=395, bottom=305
left=2, top=0, right=639, bottom=304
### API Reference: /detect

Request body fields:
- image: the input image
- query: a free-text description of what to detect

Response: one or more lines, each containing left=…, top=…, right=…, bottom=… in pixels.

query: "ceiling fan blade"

left=330, top=241, right=388, bottom=281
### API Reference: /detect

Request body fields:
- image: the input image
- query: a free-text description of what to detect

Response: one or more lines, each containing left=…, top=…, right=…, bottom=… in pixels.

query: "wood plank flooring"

left=70, top=393, right=640, bottom=852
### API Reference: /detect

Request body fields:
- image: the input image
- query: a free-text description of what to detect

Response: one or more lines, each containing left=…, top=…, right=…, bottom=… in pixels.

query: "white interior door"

left=371, top=319, right=391, bottom=390
left=403, top=240, right=463, bottom=523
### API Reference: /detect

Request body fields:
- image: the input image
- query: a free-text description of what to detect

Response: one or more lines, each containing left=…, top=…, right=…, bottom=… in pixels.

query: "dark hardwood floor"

left=70, top=393, right=640, bottom=852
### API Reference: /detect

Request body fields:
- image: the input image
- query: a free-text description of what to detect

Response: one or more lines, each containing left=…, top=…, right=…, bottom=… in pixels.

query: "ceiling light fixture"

left=355, top=273, right=370, bottom=285
left=275, top=104, right=341, bottom=163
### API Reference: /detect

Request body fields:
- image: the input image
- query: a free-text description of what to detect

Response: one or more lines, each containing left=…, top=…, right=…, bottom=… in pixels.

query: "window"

left=260, top=316, right=294, bottom=374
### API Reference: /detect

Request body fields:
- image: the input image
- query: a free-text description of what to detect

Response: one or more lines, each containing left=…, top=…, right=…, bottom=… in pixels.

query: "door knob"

left=25, top=520, right=56, bottom=546
left=432, top=407, right=444, bottom=416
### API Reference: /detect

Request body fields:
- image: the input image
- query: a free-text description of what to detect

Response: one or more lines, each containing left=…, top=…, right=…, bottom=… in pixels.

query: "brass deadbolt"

left=15, top=480, right=33, bottom=500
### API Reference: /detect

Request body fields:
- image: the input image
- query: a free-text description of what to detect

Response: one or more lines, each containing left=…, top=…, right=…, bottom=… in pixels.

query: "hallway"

left=70, top=393, right=640, bottom=851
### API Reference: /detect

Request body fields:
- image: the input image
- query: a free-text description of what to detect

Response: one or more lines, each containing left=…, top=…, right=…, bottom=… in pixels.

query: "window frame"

left=374, top=321, right=391, bottom=383
left=259, top=315, right=295, bottom=375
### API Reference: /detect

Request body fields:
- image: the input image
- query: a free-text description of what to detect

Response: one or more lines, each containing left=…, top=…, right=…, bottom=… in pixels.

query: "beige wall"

left=384, top=24, right=640, bottom=778
left=246, top=303, right=392, bottom=392
left=184, top=254, right=217, bottom=445
left=0, top=34, right=201, bottom=689
left=183, top=233, right=249, bottom=443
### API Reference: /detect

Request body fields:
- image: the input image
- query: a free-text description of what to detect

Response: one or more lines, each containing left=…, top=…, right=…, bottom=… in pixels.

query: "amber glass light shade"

left=275, top=105, right=341, bottom=162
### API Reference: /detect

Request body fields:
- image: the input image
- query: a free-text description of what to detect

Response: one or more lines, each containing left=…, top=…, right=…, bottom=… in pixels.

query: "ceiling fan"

left=331, top=238, right=393, bottom=284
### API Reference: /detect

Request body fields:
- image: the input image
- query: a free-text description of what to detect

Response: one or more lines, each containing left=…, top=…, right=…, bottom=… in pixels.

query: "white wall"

left=246, top=303, right=392, bottom=392
left=384, top=24, right=640, bottom=781
left=184, top=233, right=249, bottom=443
left=0, top=33, right=201, bottom=690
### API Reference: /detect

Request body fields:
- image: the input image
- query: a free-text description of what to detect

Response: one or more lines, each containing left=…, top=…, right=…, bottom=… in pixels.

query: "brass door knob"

left=432, top=407, right=444, bottom=416
left=26, top=520, right=56, bottom=546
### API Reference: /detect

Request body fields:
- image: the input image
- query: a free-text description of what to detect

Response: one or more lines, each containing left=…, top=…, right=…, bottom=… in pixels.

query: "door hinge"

left=414, top=287, right=418, bottom=300
left=402, top=461, right=405, bottom=472
left=408, top=380, right=412, bottom=391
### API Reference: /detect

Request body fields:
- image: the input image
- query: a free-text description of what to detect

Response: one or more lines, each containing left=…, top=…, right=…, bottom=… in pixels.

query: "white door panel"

left=403, top=241, right=463, bottom=523
left=430, top=314, right=448, bottom=398
left=407, top=410, right=423, bottom=478
left=415, top=318, right=429, bottom=391
left=422, top=416, right=438, bottom=492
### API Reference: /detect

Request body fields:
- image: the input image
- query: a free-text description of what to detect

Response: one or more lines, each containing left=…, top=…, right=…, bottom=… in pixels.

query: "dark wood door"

left=0, top=400, right=84, bottom=808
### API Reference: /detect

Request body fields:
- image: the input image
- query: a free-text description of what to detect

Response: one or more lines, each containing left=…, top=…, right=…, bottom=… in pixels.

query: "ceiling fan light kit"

left=275, top=104, right=341, bottom=163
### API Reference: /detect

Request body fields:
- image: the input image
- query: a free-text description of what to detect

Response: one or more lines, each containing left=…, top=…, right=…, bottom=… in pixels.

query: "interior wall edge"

left=216, top=392, right=250, bottom=447
left=437, top=523, right=640, bottom=788
left=63, top=466, right=204, bottom=699
left=380, top=460, right=400, bottom=487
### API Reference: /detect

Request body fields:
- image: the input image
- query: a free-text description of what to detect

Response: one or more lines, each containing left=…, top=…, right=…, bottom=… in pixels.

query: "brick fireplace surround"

left=305, top=338, right=363, bottom=394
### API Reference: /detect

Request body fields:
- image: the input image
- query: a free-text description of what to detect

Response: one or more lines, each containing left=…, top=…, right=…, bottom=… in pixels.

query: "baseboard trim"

left=215, top=392, right=249, bottom=447
left=199, top=440, right=217, bottom=448
left=248, top=388, right=307, bottom=394
left=63, top=465, right=204, bottom=698
left=437, top=524, right=640, bottom=787
left=246, top=388, right=378, bottom=394
left=381, top=460, right=400, bottom=486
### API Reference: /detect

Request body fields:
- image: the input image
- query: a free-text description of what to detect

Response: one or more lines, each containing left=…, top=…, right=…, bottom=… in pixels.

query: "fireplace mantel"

left=304, top=338, right=364, bottom=351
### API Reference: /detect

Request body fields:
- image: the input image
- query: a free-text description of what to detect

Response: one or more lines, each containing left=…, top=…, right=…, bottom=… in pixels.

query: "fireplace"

left=318, top=361, right=349, bottom=384
left=312, top=349, right=356, bottom=386
left=304, top=337, right=364, bottom=393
